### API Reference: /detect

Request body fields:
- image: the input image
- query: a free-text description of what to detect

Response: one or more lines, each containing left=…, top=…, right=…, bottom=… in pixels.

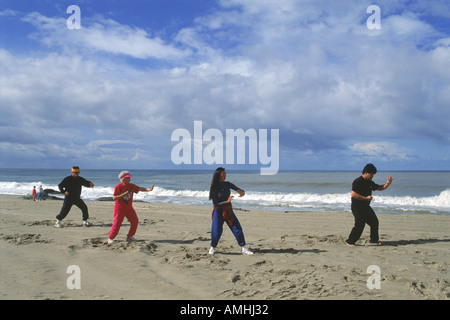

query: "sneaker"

left=241, top=246, right=253, bottom=255
left=83, top=220, right=92, bottom=227
left=126, top=236, right=137, bottom=242
left=107, top=238, right=114, bottom=244
left=208, top=246, right=215, bottom=255
left=55, top=220, right=62, bottom=228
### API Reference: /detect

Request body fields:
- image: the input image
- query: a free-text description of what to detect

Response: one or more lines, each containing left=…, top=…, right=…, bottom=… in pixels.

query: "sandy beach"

left=0, top=195, right=449, bottom=300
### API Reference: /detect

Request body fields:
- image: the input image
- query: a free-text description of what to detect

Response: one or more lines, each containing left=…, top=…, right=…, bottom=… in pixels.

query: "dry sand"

left=0, top=195, right=449, bottom=300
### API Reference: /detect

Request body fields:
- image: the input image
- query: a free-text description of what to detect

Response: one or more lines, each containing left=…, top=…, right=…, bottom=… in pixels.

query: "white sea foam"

left=142, top=187, right=450, bottom=214
left=371, top=189, right=450, bottom=211
left=1, top=181, right=448, bottom=214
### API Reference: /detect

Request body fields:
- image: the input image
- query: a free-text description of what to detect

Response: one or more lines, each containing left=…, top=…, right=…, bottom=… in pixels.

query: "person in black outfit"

left=208, top=167, right=253, bottom=255
left=346, top=163, right=393, bottom=246
left=55, top=166, right=95, bottom=228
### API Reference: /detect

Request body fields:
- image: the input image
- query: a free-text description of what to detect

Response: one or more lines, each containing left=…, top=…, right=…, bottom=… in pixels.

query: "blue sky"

left=0, top=0, right=449, bottom=171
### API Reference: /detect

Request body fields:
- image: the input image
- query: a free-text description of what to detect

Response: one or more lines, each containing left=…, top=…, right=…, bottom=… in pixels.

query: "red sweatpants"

left=108, top=207, right=139, bottom=240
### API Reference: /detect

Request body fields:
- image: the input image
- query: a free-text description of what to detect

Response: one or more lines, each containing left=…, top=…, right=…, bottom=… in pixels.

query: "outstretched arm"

left=140, top=184, right=155, bottom=192
left=378, top=176, right=393, bottom=191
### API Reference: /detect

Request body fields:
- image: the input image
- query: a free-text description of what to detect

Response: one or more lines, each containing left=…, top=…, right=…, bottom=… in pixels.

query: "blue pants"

left=211, top=208, right=246, bottom=247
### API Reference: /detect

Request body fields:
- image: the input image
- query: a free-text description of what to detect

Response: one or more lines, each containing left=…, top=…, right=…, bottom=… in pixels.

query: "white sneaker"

left=83, top=220, right=92, bottom=227
left=208, top=246, right=215, bottom=255
left=55, top=220, right=62, bottom=228
left=126, top=236, right=137, bottom=242
left=107, top=238, right=114, bottom=244
left=241, top=246, right=253, bottom=255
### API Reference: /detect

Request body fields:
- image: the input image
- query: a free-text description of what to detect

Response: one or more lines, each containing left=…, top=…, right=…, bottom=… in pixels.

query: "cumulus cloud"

left=0, top=1, right=449, bottom=169
left=21, top=12, right=191, bottom=60
left=350, top=142, right=413, bottom=162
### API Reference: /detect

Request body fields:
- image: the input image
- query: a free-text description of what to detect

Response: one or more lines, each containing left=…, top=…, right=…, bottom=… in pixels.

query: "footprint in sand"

left=81, top=237, right=158, bottom=255
left=2, top=233, right=52, bottom=245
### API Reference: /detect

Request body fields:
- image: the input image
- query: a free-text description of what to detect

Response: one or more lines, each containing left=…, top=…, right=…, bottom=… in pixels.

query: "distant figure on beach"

left=108, top=171, right=154, bottom=244
left=32, top=186, right=36, bottom=201
left=37, top=185, right=43, bottom=201
left=208, top=167, right=253, bottom=255
left=55, top=166, right=95, bottom=228
left=346, top=163, right=393, bottom=246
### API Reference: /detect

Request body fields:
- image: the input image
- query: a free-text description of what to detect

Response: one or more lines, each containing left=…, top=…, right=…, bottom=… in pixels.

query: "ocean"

left=0, top=168, right=449, bottom=215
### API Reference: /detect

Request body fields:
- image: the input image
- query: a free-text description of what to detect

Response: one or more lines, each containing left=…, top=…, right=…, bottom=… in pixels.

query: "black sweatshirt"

left=58, top=175, right=92, bottom=199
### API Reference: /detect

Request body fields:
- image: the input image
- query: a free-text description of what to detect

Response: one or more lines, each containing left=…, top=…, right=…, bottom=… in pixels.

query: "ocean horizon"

left=1, top=168, right=449, bottom=216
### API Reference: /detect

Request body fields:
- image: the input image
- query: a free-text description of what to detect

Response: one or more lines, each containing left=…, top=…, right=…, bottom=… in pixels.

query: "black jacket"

left=211, top=181, right=243, bottom=207
left=58, top=175, right=92, bottom=199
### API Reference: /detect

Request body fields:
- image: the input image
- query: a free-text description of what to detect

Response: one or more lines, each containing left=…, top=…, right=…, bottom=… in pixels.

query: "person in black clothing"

left=55, top=166, right=95, bottom=228
left=346, top=163, right=393, bottom=246
left=208, top=167, right=253, bottom=255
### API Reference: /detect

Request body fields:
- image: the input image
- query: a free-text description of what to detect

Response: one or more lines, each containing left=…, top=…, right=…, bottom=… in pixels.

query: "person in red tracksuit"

left=108, top=171, right=154, bottom=244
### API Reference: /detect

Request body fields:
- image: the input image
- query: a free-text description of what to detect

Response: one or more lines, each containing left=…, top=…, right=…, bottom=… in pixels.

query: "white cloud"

left=1, top=1, right=449, bottom=169
left=350, top=142, right=412, bottom=162
left=381, top=12, right=436, bottom=47
left=22, top=12, right=190, bottom=60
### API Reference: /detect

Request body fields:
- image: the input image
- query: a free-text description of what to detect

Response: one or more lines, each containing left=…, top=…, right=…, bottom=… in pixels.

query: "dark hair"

left=209, top=167, right=225, bottom=200
left=362, top=163, right=377, bottom=174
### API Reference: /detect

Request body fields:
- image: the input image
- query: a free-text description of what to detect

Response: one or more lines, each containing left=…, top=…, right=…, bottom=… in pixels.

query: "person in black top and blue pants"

left=209, top=167, right=253, bottom=255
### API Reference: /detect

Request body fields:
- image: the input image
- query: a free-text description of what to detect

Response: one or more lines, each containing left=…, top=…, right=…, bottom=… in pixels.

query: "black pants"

left=56, top=197, right=89, bottom=221
left=346, top=205, right=379, bottom=245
